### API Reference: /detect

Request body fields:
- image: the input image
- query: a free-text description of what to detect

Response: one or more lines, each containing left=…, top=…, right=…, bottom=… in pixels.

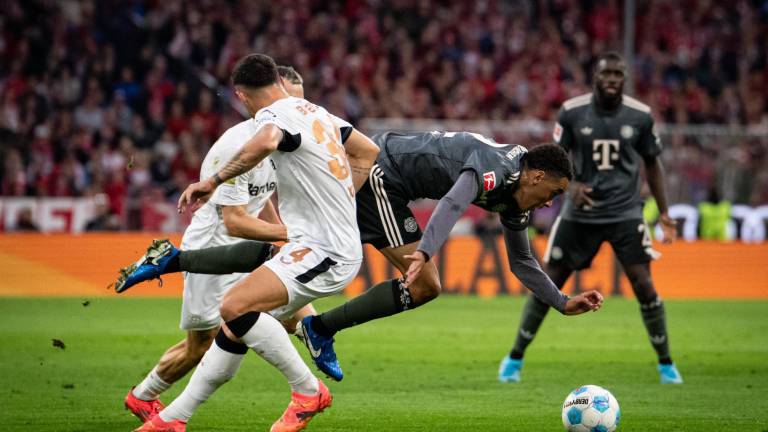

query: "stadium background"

left=1, top=0, right=766, bottom=297
left=0, top=1, right=767, bottom=431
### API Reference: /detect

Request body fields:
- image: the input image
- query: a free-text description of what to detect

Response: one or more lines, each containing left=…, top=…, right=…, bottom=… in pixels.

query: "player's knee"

left=409, top=274, right=441, bottom=305
left=219, top=300, right=242, bottom=323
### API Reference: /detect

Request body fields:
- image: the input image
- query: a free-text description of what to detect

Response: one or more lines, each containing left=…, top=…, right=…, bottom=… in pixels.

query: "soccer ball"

left=561, top=385, right=620, bottom=431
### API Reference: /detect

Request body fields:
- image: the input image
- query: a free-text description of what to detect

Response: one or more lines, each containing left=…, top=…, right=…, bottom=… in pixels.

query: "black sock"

left=509, top=295, right=551, bottom=359
left=179, top=241, right=274, bottom=274
left=164, top=255, right=181, bottom=273
left=640, top=297, right=673, bottom=364
left=310, top=315, right=334, bottom=337
left=318, top=278, right=413, bottom=336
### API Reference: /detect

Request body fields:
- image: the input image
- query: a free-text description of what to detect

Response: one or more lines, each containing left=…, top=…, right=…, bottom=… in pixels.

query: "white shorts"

left=265, top=242, right=360, bottom=321
left=180, top=272, right=246, bottom=330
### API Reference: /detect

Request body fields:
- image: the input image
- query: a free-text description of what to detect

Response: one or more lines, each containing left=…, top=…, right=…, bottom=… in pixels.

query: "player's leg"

left=611, top=220, right=682, bottom=384
left=308, top=240, right=440, bottom=337
left=115, top=239, right=274, bottom=292
left=126, top=272, right=235, bottom=423
left=126, top=328, right=218, bottom=421
left=501, top=218, right=601, bottom=382
left=297, top=173, right=440, bottom=380
left=153, top=244, right=340, bottom=429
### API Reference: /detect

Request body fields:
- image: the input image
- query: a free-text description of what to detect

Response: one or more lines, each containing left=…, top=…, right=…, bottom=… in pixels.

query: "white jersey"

left=181, top=120, right=277, bottom=250
left=253, top=96, right=361, bottom=263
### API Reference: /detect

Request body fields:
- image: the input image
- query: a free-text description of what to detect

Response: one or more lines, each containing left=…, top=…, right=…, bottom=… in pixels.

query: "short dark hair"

left=231, top=54, right=279, bottom=88
left=277, top=65, right=303, bottom=85
left=524, top=144, right=573, bottom=180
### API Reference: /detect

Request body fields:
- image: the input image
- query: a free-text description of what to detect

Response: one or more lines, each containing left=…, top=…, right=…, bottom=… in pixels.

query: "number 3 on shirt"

left=312, top=118, right=350, bottom=180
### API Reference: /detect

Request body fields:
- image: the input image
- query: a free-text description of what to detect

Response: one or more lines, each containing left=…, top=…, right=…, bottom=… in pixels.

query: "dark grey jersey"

left=372, top=131, right=530, bottom=230
left=554, top=93, right=662, bottom=223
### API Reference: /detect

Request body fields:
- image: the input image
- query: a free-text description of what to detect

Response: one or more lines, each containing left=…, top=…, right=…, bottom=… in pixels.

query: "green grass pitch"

left=1, top=296, right=766, bottom=431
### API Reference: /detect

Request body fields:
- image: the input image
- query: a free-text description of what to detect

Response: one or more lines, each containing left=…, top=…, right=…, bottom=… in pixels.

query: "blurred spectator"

left=0, top=0, right=766, bottom=232
left=14, top=208, right=39, bottom=232
left=85, top=193, right=121, bottom=231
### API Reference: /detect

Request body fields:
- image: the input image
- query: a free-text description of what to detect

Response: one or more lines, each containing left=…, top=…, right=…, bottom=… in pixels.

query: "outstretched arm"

left=403, top=171, right=478, bottom=286
left=503, top=227, right=603, bottom=315
left=178, top=124, right=284, bottom=212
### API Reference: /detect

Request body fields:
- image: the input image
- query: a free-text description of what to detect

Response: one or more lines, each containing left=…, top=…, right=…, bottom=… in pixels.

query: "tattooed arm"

left=343, top=129, right=379, bottom=191
left=178, top=124, right=284, bottom=212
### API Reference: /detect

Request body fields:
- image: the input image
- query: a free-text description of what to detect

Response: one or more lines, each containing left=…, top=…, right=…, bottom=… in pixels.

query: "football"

left=561, top=385, right=621, bottom=431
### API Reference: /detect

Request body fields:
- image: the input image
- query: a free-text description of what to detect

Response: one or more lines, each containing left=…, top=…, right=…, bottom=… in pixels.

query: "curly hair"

left=524, top=144, right=573, bottom=180
left=231, top=54, right=278, bottom=89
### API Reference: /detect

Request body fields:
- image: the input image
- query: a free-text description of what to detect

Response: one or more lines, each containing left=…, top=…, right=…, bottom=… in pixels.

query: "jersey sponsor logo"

left=403, top=216, right=419, bottom=233
left=553, top=122, right=563, bottom=142
left=620, top=125, right=634, bottom=139
left=592, top=139, right=620, bottom=170
left=482, top=171, right=496, bottom=191
left=248, top=182, right=277, bottom=197
left=580, top=126, right=593, bottom=135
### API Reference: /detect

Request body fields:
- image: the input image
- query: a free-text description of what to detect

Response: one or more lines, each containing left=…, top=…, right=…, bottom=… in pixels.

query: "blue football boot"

left=658, top=363, right=683, bottom=384
left=498, top=356, right=523, bottom=383
left=115, top=239, right=179, bottom=293
left=297, top=316, right=343, bottom=381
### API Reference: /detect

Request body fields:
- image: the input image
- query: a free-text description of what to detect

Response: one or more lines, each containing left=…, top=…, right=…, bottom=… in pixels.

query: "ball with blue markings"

left=561, top=385, right=620, bottom=431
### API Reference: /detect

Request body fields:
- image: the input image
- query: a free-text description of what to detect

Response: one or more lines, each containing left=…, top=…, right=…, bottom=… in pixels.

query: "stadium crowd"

left=1, top=0, right=767, bottom=230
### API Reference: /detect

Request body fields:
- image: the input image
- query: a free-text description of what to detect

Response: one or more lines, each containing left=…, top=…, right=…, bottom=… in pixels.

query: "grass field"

left=1, top=296, right=767, bottom=431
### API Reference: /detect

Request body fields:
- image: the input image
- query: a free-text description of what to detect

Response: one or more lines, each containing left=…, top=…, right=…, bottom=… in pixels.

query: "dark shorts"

left=356, top=164, right=422, bottom=249
left=543, top=218, right=655, bottom=270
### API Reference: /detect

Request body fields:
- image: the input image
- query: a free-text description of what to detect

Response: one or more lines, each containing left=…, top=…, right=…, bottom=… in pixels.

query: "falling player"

left=119, top=131, right=605, bottom=385
left=499, top=51, right=683, bottom=385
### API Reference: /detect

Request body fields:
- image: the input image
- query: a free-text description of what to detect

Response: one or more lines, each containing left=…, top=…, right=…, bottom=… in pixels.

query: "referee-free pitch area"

left=1, top=296, right=766, bottom=431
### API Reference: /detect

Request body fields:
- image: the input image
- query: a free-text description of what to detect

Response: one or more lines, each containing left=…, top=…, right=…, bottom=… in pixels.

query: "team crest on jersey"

left=482, top=171, right=496, bottom=191
left=621, top=125, right=634, bottom=139
left=553, top=122, right=563, bottom=142
left=403, top=217, right=418, bottom=233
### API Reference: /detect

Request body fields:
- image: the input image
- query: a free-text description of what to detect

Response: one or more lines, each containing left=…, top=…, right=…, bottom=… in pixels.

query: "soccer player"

left=121, top=131, right=605, bottom=385
left=121, top=65, right=309, bottom=424
left=499, top=52, right=683, bottom=384
left=136, top=53, right=379, bottom=432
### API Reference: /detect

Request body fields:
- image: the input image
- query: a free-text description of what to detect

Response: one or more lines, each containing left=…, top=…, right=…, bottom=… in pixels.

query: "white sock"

left=241, top=313, right=319, bottom=395
left=159, top=341, right=245, bottom=422
left=132, top=367, right=172, bottom=401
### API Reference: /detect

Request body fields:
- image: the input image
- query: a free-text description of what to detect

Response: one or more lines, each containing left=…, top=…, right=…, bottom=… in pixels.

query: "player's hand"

left=563, top=290, right=604, bottom=315
left=402, top=250, right=428, bottom=287
left=178, top=177, right=216, bottom=213
left=659, top=213, right=677, bottom=244
left=570, top=182, right=594, bottom=210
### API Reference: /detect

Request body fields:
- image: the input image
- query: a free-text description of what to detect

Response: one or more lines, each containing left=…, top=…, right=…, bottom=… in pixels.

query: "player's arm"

left=644, top=155, right=675, bottom=243
left=258, top=198, right=282, bottom=225
left=178, top=124, right=283, bottom=212
left=502, top=226, right=603, bottom=315
left=639, top=116, right=676, bottom=243
left=343, top=129, right=379, bottom=191
left=403, top=171, right=477, bottom=286
left=221, top=204, right=287, bottom=242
